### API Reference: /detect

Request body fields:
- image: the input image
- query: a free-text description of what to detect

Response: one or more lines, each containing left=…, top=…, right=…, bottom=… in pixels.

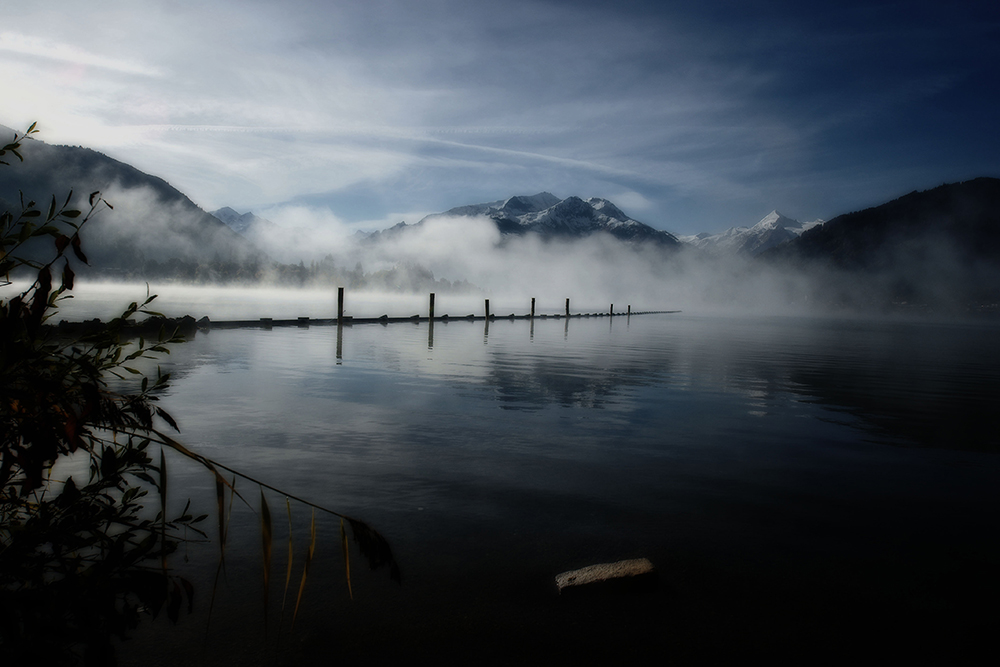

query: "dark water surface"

left=119, top=314, right=1000, bottom=665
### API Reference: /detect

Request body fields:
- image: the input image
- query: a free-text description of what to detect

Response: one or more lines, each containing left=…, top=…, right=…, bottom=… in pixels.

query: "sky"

left=1, top=0, right=998, bottom=236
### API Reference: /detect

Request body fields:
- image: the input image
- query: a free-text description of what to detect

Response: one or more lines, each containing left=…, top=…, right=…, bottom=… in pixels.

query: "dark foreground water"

left=116, top=313, right=1000, bottom=665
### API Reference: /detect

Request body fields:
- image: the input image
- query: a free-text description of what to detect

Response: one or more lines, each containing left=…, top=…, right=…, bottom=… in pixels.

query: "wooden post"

left=485, top=299, right=491, bottom=319
left=336, top=322, right=343, bottom=362
left=337, top=286, right=345, bottom=325
left=627, top=305, right=631, bottom=317
left=530, top=297, right=535, bottom=319
left=429, top=292, right=435, bottom=321
left=610, top=304, right=614, bottom=317
left=565, top=298, right=570, bottom=318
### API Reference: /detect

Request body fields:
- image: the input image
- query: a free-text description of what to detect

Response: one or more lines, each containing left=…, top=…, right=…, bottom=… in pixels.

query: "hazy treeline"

left=89, top=251, right=478, bottom=293
left=27, top=207, right=1000, bottom=316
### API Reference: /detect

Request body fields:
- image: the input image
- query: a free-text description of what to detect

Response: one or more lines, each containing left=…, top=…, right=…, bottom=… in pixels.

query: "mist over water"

left=9, top=172, right=992, bottom=321
left=250, top=210, right=820, bottom=315
left=4, top=213, right=916, bottom=323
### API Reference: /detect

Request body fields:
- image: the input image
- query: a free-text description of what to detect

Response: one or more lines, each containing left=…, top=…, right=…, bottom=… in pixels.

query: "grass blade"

left=281, top=498, right=294, bottom=618
left=260, top=487, right=273, bottom=634
left=206, top=476, right=236, bottom=637
left=227, top=475, right=237, bottom=527
left=214, top=471, right=226, bottom=559
left=292, top=508, right=316, bottom=627
left=160, top=448, right=168, bottom=574
left=341, top=518, right=353, bottom=600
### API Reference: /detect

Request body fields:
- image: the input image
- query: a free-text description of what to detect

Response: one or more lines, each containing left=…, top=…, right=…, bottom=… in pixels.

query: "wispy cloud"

left=0, top=32, right=163, bottom=76
left=1, top=0, right=997, bottom=234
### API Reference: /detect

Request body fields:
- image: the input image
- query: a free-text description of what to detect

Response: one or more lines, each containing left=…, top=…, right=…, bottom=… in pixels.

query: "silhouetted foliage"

left=1, top=125, right=399, bottom=665
left=1, top=124, right=203, bottom=665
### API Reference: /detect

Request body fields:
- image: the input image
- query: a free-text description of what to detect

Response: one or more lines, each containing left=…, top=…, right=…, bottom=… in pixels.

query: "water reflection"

left=336, top=323, right=343, bottom=363
left=117, top=313, right=1000, bottom=666
left=159, top=314, right=999, bottom=450
left=483, top=349, right=665, bottom=411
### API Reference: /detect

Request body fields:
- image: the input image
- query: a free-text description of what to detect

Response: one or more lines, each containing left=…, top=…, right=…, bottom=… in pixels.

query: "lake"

left=75, top=298, right=997, bottom=665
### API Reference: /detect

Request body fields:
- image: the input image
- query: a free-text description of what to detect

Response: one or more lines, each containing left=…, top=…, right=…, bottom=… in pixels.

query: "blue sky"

left=1, top=0, right=998, bottom=235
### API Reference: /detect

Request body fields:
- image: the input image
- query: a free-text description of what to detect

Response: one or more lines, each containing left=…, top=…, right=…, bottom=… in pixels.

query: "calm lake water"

left=99, top=307, right=999, bottom=665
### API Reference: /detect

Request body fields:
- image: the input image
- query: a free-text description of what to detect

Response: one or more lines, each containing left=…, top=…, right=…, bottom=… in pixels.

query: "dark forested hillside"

left=767, top=178, right=1000, bottom=267
left=761, top=178, right=1000, bottom=309
left=0, top=126, right=262, bottom=275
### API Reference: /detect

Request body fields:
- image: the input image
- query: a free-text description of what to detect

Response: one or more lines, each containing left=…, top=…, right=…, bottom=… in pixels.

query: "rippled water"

left=116, top=312, right=999, bottom=665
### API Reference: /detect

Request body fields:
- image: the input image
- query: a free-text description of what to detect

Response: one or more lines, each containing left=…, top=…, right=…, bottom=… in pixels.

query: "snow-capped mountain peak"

left=755, top=210, right=791, bottom=229
left=683, top=210, right=825, bottom=256
left=586, top=197, right=627, bottom=219
left=417, top=192, right=679, bottom=246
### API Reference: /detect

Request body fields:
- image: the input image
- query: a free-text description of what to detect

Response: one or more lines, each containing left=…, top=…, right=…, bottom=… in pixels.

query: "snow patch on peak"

left=753, top=211, right=797, bottom=231
left=683, top=210, right=825, bottom=256
left=414, top=192, right=679, bottom=246
left=586, top=197, right=627, bottom=221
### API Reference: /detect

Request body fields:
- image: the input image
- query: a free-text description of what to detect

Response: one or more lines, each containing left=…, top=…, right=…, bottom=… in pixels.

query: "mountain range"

left=4, top=125, right=999, bottom=309
left=353, top=192, right=681, bottom=247
left=680, top=211, right=825, bottom=256
left=418, top=192, right=681, bottom=246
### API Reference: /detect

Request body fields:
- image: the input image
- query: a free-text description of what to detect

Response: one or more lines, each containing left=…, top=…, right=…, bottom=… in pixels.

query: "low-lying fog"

left=5, top=206, right=988, bottom=322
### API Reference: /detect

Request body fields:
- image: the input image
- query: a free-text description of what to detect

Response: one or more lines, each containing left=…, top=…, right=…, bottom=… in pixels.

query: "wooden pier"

left=50, top=290, right=679, bottom=339
left=202, top=309, right=681, bottom=330
left=198, top=290, right=679, bottom=330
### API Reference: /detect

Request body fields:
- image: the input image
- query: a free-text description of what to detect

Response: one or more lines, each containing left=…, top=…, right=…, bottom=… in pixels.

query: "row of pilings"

left=199, top=288, right=679, bottom=330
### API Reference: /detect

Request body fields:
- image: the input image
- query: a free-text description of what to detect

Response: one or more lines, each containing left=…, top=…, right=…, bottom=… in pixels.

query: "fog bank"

left=254, top=211, right=844, bottom=316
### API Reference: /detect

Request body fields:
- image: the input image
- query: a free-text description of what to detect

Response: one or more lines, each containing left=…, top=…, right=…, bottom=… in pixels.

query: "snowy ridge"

left=681, top=210, right=824, bottom=256
left=422, top=192, right=679, bottom=245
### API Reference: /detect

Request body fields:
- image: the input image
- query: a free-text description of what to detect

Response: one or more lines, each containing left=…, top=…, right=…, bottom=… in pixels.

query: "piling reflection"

left=336, top=323, right=343, bottom=363
left=155, top=315, right=999, bottom=451
left=452, top=316, right=998, bottom=449
left=110, top=313, right=1000, bottom=667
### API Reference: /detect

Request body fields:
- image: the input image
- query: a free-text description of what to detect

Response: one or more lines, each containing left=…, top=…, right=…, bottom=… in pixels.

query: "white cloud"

left=603, top=191, right=653, bottom=213
left=0, top=32, right=163, bottom=76
left=1, top=0, right=996, bottom=235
